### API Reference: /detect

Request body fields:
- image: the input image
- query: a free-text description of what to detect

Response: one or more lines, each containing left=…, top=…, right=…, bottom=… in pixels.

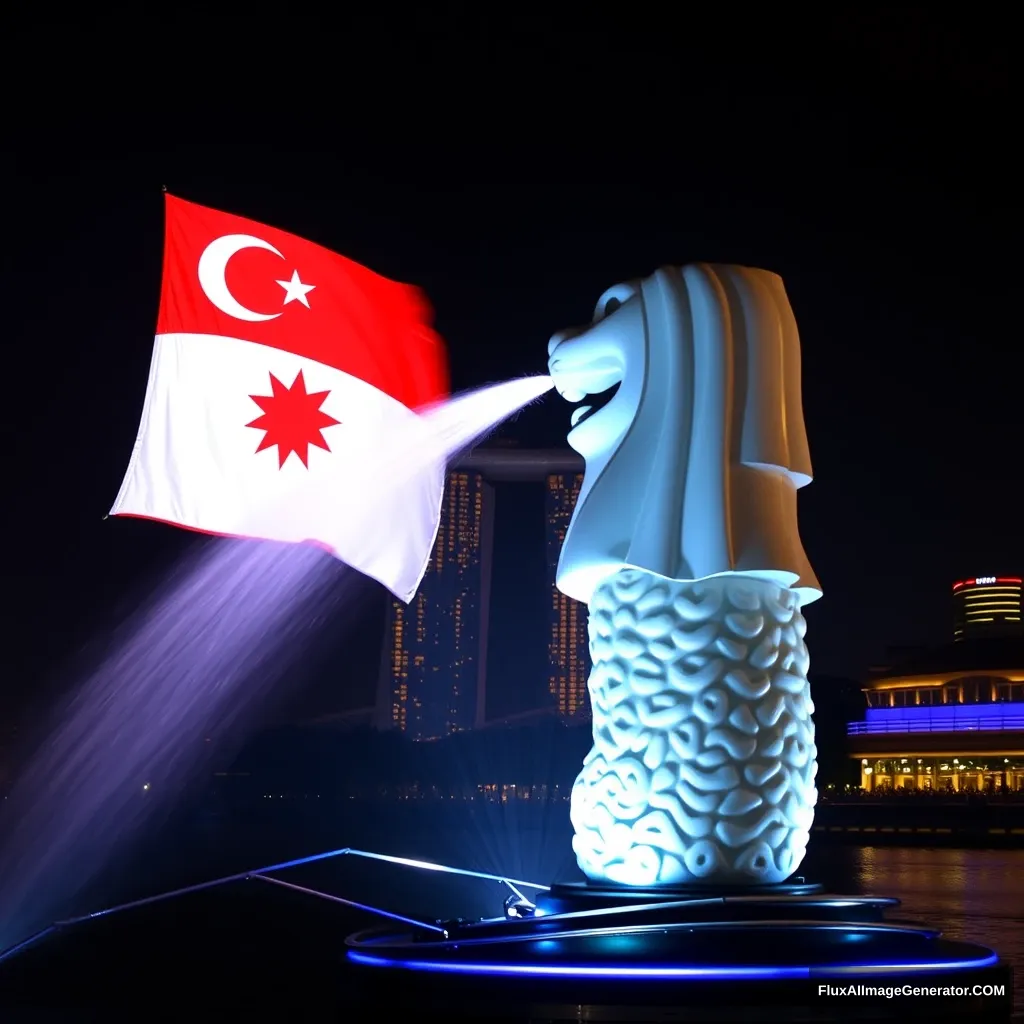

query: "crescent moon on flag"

left=197, top=234, right=284, bottom=322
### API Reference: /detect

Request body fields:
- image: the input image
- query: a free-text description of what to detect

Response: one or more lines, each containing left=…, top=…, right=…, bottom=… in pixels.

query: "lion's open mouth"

left=548, top=348, right=624, bottom=435
left=569, top=381, right=621, bottom=429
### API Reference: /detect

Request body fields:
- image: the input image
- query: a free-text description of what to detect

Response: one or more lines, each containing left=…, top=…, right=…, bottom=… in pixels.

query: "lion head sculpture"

left=546, top=264, right=821, bottom=607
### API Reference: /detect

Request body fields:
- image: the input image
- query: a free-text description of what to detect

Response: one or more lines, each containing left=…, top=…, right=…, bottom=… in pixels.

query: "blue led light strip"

left=347, top=950, right=999, bottom=980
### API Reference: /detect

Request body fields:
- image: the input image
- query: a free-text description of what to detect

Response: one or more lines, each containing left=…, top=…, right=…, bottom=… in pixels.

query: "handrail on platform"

left=0, top=847, right=550, bottom=963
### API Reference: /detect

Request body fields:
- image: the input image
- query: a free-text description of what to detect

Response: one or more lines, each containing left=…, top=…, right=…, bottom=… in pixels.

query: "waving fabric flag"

left=110, top=194, right=449, bottom=602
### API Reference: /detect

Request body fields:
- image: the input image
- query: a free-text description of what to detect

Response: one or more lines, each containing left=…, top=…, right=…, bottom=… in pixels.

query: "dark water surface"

left=805, top=844, right=1024, bottom=996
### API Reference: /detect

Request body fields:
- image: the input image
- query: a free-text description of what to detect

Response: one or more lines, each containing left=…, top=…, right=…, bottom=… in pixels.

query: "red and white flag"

left=111, top=194, right=449, bottom=601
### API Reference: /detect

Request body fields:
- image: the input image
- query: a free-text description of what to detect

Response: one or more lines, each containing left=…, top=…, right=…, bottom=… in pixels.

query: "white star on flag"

left=276, top=269, right=316, bottom=307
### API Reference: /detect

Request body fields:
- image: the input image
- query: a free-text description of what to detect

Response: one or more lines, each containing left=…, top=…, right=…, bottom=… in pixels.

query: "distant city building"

left=545, top=473, right=591, bottom=718
left=378, top=471, right=495, bottom=741
left=376, top=448, right=586, bottom=738
left=953, top=576, right=1022, bottom=641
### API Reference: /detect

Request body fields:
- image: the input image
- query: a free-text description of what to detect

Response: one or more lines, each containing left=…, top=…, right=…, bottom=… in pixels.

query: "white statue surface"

left=547, top=264, right=821, bottom=887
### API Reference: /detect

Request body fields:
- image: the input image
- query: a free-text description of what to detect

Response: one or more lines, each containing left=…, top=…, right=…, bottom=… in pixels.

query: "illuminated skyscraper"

left=375, top=448, right=584, bottom=735
left=953, top=576, right=1023, bottom=641
left=379, top=471, right=494, bottom=741
left=545, top=473, right=591, bottom=719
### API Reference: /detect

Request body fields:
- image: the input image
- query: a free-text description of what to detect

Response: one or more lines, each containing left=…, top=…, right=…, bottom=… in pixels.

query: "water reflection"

left=803, top=845, right=1023, bottom=1008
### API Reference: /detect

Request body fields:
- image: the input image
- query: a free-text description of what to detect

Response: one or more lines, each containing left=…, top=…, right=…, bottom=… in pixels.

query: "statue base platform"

left=347, top=881, right=1013, bottom=1021
left=541, top=876, right=825, bottom=909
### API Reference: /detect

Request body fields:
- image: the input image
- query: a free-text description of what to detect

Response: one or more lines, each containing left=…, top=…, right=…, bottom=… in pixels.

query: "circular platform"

left=345, top=884, right=1012, bottom=1021
left=539, top=876, right=828, bottom=914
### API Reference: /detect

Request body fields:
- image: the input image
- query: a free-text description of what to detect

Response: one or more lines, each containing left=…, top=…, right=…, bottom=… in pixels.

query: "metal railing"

left=847, top=716, right=1024, bottom=735
left=0, top=847, right=550, bottom=964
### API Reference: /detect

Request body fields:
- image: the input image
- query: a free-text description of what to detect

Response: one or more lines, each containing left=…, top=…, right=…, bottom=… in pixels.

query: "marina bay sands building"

left=376, top=448, right=589, bottom=741
left=545, top=471, right=590, bottom=718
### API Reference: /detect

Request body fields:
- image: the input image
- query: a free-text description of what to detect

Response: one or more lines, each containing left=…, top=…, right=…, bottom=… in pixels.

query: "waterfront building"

left=848, top=637, right=1024, bottom=792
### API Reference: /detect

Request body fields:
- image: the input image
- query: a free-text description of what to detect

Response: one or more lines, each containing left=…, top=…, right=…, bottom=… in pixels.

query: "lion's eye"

left=593, top=282, right=637, bottom=322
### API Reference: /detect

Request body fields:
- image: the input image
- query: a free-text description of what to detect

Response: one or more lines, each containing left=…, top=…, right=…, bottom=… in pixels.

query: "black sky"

left=2, top=12, right=1019, bottom=716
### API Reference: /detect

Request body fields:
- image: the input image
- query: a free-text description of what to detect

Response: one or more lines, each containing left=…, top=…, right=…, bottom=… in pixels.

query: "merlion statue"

left=547, top=264, right=822, bottom=888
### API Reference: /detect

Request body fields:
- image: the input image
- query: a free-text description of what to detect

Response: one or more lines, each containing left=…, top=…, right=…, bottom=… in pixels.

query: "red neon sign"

left=952, top=577, right=1022, bottom=591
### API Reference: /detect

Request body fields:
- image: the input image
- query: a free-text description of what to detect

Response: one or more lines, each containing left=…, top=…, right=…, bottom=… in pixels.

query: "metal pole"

left=250, top=874, right=445, bottom=935
left=54, top=846, right=355, bottom=925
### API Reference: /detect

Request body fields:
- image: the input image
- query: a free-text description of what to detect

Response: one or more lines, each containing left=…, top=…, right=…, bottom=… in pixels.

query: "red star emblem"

left=246, top=369, right=341, bottom=468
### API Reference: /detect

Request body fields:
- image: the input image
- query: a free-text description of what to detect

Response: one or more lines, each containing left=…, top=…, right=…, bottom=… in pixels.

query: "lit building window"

left=545, top=473, right=592, bottom=720
left=384, top=472, right=491, bottom=741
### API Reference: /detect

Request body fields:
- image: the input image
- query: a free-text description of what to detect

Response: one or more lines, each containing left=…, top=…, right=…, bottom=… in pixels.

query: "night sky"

left=4, top=14, right=1018, bottom=721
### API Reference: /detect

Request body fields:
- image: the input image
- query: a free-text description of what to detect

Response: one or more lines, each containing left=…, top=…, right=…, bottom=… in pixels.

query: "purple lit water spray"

left=0, top=375, right=553, bottom=950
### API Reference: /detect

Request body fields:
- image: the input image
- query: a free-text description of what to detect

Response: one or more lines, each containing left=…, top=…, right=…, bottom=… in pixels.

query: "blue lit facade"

left=852, top=700, right=1024, bottom=735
